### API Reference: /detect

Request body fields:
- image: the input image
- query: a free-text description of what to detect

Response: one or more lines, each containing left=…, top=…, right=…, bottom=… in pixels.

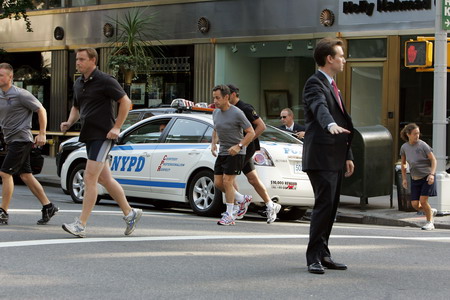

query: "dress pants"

left=306, top=170, right=343, bottom=265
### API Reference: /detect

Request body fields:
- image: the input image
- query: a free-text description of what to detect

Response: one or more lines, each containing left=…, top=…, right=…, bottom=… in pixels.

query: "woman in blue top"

left=400, top=123, right=437, bottom=230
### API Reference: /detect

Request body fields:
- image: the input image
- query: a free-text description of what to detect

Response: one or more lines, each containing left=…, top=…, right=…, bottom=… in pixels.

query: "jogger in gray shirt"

left=211, top=84, right=254, bottom=226
left=0, top=63, right=58, bottom=225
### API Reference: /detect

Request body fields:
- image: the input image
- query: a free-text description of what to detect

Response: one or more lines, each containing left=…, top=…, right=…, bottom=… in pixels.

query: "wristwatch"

left=238, top=143, right=243, bottom=148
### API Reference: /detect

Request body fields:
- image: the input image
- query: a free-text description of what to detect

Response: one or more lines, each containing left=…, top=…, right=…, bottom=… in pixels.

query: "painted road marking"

left=1, top=234, right=449, bottom=249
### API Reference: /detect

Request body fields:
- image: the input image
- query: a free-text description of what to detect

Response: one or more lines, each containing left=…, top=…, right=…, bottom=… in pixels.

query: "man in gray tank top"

left=211, top=84, right=255, bottom=226
left=0, top=63, right=58, bottom=225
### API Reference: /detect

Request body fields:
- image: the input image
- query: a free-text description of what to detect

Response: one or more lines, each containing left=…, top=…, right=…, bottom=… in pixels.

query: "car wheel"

left=188, top=170, right=223, bottom=217
left=68, top=161, right=102, bottom=204
left=277, top=207, right=307, bottom=221
left=68, top=162, right=86, bottom=204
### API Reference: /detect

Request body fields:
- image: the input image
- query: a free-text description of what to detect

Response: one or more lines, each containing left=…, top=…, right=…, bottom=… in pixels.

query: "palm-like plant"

left=108, top=8, right=162, bottom=83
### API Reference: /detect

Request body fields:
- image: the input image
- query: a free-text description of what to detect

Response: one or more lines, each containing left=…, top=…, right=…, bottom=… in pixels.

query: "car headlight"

left=253, top=147, right=274, bottom=166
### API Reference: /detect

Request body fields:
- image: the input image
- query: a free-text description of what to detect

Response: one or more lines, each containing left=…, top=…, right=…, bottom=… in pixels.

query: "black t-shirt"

left=73, top=68, right=126, bottom=142
left=235, top=99, right=261, bottom=152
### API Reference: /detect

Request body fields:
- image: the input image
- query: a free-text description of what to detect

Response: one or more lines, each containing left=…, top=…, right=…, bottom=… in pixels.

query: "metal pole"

left=431, top=0, right=450, bottom=214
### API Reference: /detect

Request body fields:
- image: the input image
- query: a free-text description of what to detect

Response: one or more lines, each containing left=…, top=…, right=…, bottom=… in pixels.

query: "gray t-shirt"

left=213, top=105, right=252, bottom=156
left=400, top=140, right=433, bottom=178
left=0, top=85, right=43, bottom=143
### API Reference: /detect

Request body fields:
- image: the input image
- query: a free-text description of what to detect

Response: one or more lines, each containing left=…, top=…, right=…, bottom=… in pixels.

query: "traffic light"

left=404, top=40, right=433, bottom=68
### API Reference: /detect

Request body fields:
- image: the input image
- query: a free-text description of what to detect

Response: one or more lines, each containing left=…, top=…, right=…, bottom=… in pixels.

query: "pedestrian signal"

left=404, top=40, right=433, bottom=68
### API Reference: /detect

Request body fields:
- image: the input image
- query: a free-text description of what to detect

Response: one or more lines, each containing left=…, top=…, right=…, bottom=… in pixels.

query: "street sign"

left=443, top=0, right=450, bottom=30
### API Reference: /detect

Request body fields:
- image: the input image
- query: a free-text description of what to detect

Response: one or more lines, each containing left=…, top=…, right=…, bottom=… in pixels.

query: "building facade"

left=0, top=0, right=446, bottom=158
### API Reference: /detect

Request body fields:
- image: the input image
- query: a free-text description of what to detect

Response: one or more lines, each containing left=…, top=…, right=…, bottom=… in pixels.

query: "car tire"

left=277, top=207, right=307, bottom=221
left=188, top=170, right=223, bottom=217
left=68, top=162, right=86, bottom=204
left=68, top=162, right=102, bottom=205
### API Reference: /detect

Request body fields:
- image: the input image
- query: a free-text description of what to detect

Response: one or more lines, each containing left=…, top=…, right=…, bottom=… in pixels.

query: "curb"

left=337, top=213, right=450, bottom=230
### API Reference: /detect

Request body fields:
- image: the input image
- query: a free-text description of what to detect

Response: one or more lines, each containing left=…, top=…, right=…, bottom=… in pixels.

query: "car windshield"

left=260, top=125, right=302, bottom=144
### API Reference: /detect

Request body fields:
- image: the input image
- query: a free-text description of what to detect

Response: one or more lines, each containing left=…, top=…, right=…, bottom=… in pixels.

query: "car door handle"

left=140, top=152, right=151, bottom=157
left=188, top=150, right=200, bottom=155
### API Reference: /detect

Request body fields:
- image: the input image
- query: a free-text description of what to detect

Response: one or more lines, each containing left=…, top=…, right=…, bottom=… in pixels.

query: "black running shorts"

left=0, top=141, right=33, bottom=175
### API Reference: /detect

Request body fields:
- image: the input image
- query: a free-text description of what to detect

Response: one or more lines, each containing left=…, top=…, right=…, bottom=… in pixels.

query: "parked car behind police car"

left=60, top=113, right=314, bottom=220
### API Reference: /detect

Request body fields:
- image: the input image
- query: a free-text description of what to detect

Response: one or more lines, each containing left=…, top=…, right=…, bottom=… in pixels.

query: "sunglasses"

left=280, top=116, right=287, bottom=119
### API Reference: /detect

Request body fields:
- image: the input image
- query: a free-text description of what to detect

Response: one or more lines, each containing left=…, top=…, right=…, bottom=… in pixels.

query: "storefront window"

left=31, top=0, right=64, bottom=9
left=348, top=39, right=387, bottom=59
left=71, top=0, right=97, bottom=7
left=216, top=41, right=316, bottom=125
left=101, top=0, right=141, bottom=3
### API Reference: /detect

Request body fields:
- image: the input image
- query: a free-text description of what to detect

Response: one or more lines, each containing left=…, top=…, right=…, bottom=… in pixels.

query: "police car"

left=60, top=113, right=315, bottom=220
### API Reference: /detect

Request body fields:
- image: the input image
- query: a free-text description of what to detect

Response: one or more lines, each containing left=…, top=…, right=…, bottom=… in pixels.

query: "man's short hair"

left=76, top=48, right=98, bottom=65
left=212, top=84, right=231, bottom=97
left=227, top=84, right=240, bottom=97
left=281, top=108, right=294, bottom=116
left=0, top=63, right=13, bottom=73
left=313, top=38, right=344, bottom=67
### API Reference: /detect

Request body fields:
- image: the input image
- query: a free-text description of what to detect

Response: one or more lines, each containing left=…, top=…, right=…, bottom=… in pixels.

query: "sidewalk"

left=35, top=156, right=450, bottom=230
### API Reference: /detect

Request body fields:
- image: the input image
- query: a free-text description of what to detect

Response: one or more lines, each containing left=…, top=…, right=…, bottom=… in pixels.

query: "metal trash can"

left=394, top=164, right=416, bottom=212
left=341, top=125, right=393, bottom=209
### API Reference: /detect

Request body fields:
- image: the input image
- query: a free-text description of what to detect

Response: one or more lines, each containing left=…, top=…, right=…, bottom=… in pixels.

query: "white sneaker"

left=124, top=208, right=143, bottom=235
left=62, top=218, right=86, bottom=238
left=217, top=212, right=236, bottom=226
left=235, top=195, right=252, bottom=220
left=266, top=203, right=281, bottom=224
left=431, top=208, right=437, bottom=217
left=421, top=221, right=435, bottom=231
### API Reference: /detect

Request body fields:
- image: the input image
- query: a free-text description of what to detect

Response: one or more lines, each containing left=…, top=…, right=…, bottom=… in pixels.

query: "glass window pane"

left=122, top=119, right=169, bottom=144
left=71, top=0, right=96, bottom=7
left=348, top=39, right=387, bottom=59
left=350, top=66, right=383, bottom=126
left=260, top=126, right=301, bottom=144
left=165, top=119, right=208, bottom=143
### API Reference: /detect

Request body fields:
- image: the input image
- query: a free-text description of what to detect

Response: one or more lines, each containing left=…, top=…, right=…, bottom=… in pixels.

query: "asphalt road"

left=1, top=185, right=450, bottom=300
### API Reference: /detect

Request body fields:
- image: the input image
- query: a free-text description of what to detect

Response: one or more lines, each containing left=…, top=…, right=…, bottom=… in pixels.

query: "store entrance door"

left=344, top=62, right=388, bottom=128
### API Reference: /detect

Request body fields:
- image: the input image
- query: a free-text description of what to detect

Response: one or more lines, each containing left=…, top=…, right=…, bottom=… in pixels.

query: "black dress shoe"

left=321, top=257, right=347, bottom=270
left=308, top=262, right=325, bottom=274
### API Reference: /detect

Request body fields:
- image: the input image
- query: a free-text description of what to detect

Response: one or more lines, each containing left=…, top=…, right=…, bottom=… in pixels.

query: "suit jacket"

left=278, top=123, right=305, bottom=133
left=302, top=71, right=354, bottom=171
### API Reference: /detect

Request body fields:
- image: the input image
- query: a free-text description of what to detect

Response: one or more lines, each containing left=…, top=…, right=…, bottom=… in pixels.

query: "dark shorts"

left=242, top=147, right=256, bottom=175
left=410, top=177, right=437, bottom=201
left=0, top=142, right=33, bottom=175
left=214, top=155, right=245, bottom=175
left=86, top=139, right=114, bottom=162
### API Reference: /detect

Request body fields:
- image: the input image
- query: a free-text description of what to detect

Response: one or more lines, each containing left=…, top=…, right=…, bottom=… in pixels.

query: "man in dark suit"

left=278, top=108, right=305, bottom=139
left=302, top=38, right=354, bottom=274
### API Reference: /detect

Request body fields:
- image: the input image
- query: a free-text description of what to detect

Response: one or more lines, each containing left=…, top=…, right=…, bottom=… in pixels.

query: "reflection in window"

left=260, top=126, right=301, bottom=144
left=122, top=120, right=170, bottom=144
left=165, top=119, right=209, bottom=143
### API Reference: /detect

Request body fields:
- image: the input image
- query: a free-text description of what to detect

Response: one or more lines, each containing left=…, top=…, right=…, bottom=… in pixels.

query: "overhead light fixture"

left=307, top=40, right=314, bottom=50
left=250, top=44, right=257, bottom=53
left=231, top=44, right=238, bottom=53
left=286, top=41, right=293, bottom=51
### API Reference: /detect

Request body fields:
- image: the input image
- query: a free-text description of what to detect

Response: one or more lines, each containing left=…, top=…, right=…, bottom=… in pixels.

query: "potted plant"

left=107, top=8, right=161, bottom=84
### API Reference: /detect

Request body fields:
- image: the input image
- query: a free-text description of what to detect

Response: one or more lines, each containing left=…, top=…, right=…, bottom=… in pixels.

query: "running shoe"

left=62, top=218, right=86, bottom=238
left=37, top=203, right=59, bottom=225
left=421, top=221, right=435, bottom=231
left=124, top=208, right=143, bottom=235
left=431, top=208, right=437, bottom=217
left=217, top=212, right=236, bottom=226
left=0, top=208, right=8, bottom=225
left=235, top=195, right=252, bottom=219
left=266, top=203, right=281, bottom=224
